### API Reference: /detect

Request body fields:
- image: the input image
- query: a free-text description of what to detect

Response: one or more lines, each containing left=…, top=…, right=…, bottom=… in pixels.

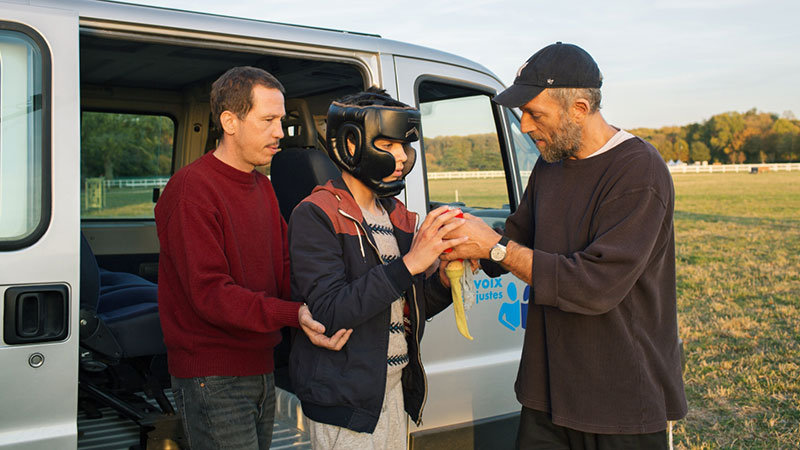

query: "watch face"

left=491, top=245, right=506, bottom=262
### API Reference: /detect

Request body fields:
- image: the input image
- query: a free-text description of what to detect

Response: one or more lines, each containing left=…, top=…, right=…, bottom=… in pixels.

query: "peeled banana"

left=445, top=259, right=473, bottom=340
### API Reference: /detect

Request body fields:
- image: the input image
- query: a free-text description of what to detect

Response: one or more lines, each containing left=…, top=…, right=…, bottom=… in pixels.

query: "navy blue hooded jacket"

left=288, top=177, right=452, bottom=433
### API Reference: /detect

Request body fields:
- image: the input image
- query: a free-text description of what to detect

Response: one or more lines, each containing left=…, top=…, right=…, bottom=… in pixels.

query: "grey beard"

left=539, top=117, right=583, bottom=163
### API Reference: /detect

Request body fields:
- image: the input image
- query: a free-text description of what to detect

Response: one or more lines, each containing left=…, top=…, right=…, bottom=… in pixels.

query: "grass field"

left=671, top=172, right=800, bottom=449
left=434, top=172, right=800, bottom=448
left=81, top=188, right=156, bottom=218
left=428, top=178, right=510, bottom=208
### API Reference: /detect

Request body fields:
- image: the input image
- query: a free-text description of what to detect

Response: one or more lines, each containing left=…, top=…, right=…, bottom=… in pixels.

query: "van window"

left=418, top=81, right=511, bottom=228
left=80, top=112, right=174, bottom=219
left=0, top=28, right=49, bottom=249
left=505, top=108, right=540, bottom=190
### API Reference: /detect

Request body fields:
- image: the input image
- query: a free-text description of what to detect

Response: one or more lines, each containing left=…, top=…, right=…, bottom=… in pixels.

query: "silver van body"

left=0, top=1, right=537, bottom=448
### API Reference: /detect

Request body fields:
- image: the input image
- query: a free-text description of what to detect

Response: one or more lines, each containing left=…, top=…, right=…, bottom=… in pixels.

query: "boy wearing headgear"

left=288, top=88, right=467, bottom=449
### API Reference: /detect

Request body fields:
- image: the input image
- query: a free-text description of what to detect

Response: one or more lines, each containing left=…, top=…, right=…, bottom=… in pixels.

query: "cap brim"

left=492, top=84, right=544, bottom=108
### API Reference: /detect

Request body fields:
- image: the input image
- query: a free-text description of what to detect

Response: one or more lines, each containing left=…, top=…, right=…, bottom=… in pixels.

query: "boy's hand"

left=403, top=206, right=467, bottom=275
left=298, top=304, right=352, bottom=351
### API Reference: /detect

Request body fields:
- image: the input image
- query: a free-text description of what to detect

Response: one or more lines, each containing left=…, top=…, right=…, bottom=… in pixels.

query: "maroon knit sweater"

left=155, top=151, right=301, bottom=378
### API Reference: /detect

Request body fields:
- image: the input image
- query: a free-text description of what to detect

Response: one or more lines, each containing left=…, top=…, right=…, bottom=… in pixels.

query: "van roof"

left=54, top=0, right=499, bottom=83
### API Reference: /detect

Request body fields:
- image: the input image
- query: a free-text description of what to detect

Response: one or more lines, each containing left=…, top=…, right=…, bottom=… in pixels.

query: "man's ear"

left=220, top=110, right=238, bottom=136
left=570, top=98, right=591, bottom=123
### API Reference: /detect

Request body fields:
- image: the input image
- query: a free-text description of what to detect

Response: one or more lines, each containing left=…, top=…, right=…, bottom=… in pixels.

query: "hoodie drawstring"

left=354, top=221, right=365, bottom=259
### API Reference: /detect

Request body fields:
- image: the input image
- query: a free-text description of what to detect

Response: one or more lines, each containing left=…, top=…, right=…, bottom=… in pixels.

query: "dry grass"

left=672, top=172, right=800, bottom=449
left=431, top=172, right=800, bottom=448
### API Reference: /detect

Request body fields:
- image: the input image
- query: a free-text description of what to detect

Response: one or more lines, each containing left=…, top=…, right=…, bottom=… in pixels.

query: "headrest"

left=281, top=98, right=317, bottom=148
left=271, top=147, right=340, bottom=222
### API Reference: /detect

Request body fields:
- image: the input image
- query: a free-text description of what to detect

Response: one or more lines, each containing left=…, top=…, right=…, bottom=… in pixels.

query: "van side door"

left=393, top=56, right=540, bottom=446
left=0, top=3, right=80, bottom=449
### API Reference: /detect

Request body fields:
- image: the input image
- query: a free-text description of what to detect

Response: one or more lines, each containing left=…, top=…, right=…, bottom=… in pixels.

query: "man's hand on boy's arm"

left=298, top=304, right=352, bottom=351
left=403, top=206, right=467, bottom=276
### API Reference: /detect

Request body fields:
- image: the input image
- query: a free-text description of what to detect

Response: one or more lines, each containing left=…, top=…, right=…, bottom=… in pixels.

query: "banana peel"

left=445, top=259, right=473, bottom=340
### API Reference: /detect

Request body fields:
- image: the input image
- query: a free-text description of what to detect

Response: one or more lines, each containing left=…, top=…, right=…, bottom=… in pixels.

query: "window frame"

left=0, top=22, right=52, bottom=251
left=79, top=108, right=178, bottom=222
left=413, top=75, right=517, bottom=214
left=501, top=106, right=541, bottom=198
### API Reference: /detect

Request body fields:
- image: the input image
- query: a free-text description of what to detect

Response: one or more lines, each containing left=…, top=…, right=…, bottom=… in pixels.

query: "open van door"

left=0, top=2, right=80, bottom=449
left=394, top=56, right=540, bottom=447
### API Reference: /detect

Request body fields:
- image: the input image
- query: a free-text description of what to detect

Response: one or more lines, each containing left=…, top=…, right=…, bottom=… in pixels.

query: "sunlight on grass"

left=672, top=172, right=800, bottom=449
left=430, top=172, right=800, bottom=448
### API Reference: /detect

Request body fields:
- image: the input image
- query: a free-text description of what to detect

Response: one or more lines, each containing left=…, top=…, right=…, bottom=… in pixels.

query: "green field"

left=428, top=177, right=510, bottom=208
left=672, top=172, right=800, bottom=449
left=81, top=187, right=156, bottom=218
left=436, top=172, right=800, bottom=448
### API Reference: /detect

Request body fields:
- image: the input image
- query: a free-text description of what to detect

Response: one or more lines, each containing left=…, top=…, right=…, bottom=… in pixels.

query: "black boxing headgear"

left=326, top=101, right=420, bottom=197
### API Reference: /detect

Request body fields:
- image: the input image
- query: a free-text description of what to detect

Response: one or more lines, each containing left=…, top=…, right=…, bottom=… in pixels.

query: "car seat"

left=78, top=232, right=177, bottom=446
left=271, top=98, right=340, bottom=222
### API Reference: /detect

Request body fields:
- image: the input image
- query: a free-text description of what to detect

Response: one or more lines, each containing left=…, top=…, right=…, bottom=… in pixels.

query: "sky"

left=125, top=0, right=800, bottom=130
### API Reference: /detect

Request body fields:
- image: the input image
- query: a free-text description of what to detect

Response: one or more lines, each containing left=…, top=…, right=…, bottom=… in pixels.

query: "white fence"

left=102, top=177, right=170, bottom=188
left=428, top=170, right=506, bottom=180
left=428, top=163, right=800, bottom=180
left=667, top=163, right=800, bottom=174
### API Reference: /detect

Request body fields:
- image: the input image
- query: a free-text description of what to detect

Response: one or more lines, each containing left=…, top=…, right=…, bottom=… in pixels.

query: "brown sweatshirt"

left=501, top=136, right=687, bottom=434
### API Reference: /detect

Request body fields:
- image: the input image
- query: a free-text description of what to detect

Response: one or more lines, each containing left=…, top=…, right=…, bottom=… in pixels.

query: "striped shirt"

left=361, top=203, right=409, bottom=374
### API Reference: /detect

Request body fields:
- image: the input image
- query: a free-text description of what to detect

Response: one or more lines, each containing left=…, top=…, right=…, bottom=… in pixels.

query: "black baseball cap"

left=493, top=42, right=602, bottom=108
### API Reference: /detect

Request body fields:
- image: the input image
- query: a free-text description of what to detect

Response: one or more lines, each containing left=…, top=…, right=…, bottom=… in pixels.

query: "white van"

left=0, top=1, right=540, bottom=448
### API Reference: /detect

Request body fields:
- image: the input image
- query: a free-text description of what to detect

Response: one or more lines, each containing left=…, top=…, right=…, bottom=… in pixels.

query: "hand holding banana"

left=445, top=259, right=473, bottom=340
left=443, top=211, right=474, bottom=340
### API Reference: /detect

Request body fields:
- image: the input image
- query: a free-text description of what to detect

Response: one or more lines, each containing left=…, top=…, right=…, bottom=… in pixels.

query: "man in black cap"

left=444, top=42, right=687, bottom=449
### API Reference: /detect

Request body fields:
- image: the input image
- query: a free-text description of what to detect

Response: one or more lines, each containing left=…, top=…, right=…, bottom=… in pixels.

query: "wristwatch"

left=489, top=236, right=510, bottom=263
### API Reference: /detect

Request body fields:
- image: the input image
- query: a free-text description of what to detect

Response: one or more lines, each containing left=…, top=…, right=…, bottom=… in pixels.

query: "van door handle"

left=3, top=285, right=69, bottom=344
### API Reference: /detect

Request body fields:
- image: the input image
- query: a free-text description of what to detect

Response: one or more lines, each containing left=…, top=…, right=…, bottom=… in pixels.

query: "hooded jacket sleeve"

left=289, top=200, right=414, bottom=335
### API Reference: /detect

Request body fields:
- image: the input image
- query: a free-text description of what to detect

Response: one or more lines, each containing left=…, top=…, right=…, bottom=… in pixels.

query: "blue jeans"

left=172, top=373, right=276, bottom=450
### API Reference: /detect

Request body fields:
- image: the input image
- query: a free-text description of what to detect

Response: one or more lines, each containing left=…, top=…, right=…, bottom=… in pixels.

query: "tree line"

left=422, top=134, right=503, bottom=172
left=81, top=108, right=798, bottom=181
left=631, top=109, right=799, bottom=164
left=81, top=112, right=174, bottom=180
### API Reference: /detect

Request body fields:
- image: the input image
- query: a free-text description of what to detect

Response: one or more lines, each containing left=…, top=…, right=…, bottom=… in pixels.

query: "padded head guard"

left=326, top=101, right=420, bottom=197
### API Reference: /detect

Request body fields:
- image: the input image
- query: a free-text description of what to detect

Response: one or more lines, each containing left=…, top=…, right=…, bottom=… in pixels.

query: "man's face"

left=230, top=85, right=285, bottom=170
left=374, top=138, right=408, bottom=182
left=519, top=90, right=582, bottom=163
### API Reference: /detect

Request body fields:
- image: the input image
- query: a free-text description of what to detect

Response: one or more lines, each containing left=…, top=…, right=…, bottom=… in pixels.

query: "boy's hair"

left=210, top=66, right=285, bottom=131
left=336, top=87, right=410, bottom=109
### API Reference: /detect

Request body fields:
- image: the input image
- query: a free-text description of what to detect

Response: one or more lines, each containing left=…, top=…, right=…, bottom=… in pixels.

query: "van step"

left=77, top=388, right=309, bottom=449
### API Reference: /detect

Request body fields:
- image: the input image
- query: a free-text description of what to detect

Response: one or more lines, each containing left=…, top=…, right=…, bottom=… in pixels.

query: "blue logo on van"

left=498, top=282, right=529, bottom=331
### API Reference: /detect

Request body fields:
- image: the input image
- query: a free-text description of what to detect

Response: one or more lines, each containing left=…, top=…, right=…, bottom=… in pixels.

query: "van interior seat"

left=97, top=268, right=165, bottom=357
left=271, top=98, right=340, bottom=223
left=80, top=233, right=165, bottom=359
left=79, top=232, right=174, bottom=429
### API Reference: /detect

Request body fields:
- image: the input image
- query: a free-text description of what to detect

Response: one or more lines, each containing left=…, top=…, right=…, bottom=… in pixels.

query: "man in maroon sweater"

left=444, top=43, right=687, bottom=449
left=155, top=66, right=351, bottom=450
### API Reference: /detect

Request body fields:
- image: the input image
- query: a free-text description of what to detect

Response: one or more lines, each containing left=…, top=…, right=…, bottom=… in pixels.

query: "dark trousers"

left=516, top=407, right=668, bottom=450
left=172, top=373, right=276, bottom=450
